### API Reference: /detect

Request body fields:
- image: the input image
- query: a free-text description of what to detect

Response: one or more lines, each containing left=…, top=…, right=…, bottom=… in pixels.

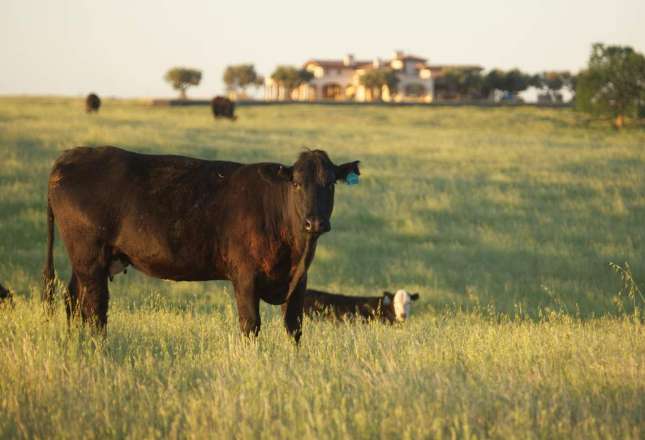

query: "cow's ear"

left=258, top=164, right=293, bottom=184
left=410, top=293, right=420, bottom=301
left=277, top=165, right=293, bottom=181
left=335, top=161, right=360, bottom=182
left=382, top=292, right=394, bottom=306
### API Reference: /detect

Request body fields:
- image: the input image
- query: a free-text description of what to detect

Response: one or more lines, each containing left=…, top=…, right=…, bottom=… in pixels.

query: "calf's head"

left=278, top=150, right=360, bottom=235
left=383, top=289, right=420, bottom=322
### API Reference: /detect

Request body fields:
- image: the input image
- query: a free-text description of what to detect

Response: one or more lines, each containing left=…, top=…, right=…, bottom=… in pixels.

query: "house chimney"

left=343, top=54, right=355, bottom=66
left=394, top=50, right=404, bottom=59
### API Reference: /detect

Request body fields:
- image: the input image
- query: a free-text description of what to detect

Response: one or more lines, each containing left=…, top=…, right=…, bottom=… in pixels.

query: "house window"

left=322, top=83, right=343, bottom=99
left=404, top=83, right=426, bottom=97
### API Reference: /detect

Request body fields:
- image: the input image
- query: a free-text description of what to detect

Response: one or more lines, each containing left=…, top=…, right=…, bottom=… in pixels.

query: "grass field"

left=0, top=97, right=643, bottom=438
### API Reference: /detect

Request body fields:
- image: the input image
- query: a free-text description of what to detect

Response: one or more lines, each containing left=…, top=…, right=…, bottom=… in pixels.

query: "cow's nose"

left=304, top=218, right=331, bottom=233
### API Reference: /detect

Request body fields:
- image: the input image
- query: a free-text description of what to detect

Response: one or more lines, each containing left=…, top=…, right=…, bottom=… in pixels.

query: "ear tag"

left=345, top=171, right=359, bottom=185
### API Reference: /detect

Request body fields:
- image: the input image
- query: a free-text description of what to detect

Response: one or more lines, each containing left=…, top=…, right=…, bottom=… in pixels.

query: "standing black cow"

left=43, top=147, right=359, bottom=343
left=211, top=96, right=236, bottom=121
left=85, top=93, right=101, bottom=113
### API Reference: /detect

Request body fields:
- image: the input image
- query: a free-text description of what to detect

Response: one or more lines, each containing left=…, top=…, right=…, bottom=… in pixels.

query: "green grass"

left=0, top=97, right=643, bottom=438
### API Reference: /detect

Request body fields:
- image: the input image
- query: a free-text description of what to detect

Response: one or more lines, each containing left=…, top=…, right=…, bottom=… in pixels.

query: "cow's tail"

left=42, top=198, right=56, bottom=313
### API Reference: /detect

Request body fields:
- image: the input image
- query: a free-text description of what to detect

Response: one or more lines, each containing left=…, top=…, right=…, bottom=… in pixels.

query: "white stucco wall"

left=308, top=66, right=355, bottom=99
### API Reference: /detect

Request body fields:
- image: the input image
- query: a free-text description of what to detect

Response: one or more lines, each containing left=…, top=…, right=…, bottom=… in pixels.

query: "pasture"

left=0, top=97, right=643, bottom=438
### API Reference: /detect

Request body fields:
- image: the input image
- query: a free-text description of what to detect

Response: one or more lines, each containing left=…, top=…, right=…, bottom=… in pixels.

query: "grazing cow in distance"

left=0, top=282, right=14, bottom=308
left=85, top=93, right=101, bottom=113
left=43, top=146, right=360, bottom=343
left=304, top=289, right=420, bottom=323
left=211, top=96, right=236, bottom=121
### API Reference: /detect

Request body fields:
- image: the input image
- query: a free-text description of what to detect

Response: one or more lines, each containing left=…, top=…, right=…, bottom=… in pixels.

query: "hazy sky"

left=1, top=0, right=644, bottom=98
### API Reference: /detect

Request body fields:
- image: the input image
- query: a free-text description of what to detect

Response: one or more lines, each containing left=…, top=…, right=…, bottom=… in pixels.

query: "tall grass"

left=1, top=301, right=643, bottom=439
left=0, top=97, right=643, bottom=438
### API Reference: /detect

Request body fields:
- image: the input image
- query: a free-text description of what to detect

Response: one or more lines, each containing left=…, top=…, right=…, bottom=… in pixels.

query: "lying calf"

left=304, top=289, right=419, bottom=323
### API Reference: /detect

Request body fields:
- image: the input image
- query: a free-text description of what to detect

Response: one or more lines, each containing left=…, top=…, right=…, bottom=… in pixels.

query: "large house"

left=264, top=51, right=436, bottom=103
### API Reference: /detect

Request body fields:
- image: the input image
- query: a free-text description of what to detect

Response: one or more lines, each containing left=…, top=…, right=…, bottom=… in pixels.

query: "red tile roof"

left=395, top=54, right=427, bottom=62
left=428, top=64, right=484, bottom=71
left=304, top=59, right=370, bottom=69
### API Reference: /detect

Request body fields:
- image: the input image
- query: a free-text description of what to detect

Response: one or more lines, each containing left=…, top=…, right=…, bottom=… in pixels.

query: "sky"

left=1, top=0, right=644, bottom=98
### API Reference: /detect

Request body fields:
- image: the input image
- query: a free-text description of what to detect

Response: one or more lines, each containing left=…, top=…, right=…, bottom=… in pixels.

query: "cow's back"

left=49, top=147, right=241, bottom=220
left=48, top=146, right=244, bottom=280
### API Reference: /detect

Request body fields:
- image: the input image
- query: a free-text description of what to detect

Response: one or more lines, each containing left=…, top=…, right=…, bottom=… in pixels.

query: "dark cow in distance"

left=211, top=96, right=236, bottom=120
left=0, top=282, right=14, bottom=308
left=85, top=93, right=101, bottom=113
left=304, top=289, right=420, bottom=323
left=43, top=146, right=360, bottom=343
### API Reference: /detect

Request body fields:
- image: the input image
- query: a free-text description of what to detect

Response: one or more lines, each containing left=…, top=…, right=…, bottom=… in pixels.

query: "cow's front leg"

left=281, top=277, right=305, bottom=345
left=233, top=277, right=261, bottom=337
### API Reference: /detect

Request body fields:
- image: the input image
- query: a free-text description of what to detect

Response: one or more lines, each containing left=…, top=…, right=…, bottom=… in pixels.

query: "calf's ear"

left=410, top=293, right=420, bottom=301
left=335, top=161, right=360, bottom=182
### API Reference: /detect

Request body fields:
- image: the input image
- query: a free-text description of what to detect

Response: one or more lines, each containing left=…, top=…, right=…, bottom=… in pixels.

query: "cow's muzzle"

left=304, top=217, right=331, bottom=234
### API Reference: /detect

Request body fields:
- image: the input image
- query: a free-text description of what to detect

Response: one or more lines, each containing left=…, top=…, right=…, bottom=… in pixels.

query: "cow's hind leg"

left=64, top=272, right=79, bottom=323
left=56, top=224, right=111, bottom=332
left=75, top=267, right=110, bottom=332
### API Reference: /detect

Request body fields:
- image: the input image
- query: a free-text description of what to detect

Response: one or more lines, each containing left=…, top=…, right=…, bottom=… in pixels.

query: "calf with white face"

left=382, top=289, right=420, bottom=322
left=303, top=288, right=420, bottom=323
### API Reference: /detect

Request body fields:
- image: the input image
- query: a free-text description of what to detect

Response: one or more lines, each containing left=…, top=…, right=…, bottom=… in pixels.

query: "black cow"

left=211, top=96, right=236, bottom=120
left=42, top=146, right=359, bottom=343
left=0, top=282, right=14, bottom=308
left=304, top=289, right=420, bottom=323
left=86, top=93, right=101, bottom=113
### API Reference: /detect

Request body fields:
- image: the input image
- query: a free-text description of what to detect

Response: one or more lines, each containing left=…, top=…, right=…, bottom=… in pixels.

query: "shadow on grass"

left=313, top=172, right=644, bottom=319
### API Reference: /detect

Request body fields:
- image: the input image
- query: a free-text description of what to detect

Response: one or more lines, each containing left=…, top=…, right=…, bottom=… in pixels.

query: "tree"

left=502, top=69, right=537, bottom=95
left=223, top=64, right=262, bottom=97
left=576, top=43, right=645, bottom=129
left=535, top=71, right=575, bottom=103
left=270, top=66, right=314, bottom=99
left=459, top=70, right=484, bottom=99
left=435, top=68, right=484, bottom=99
left=164, top=67, right=202, bottom=100
left=482, top=69, right=535, bottom=99
left=359, top=68, right=399, bottom=101
left=481, top=69, right=506, bottom=98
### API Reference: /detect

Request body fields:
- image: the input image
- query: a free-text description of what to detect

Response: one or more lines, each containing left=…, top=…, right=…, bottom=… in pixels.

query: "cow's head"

left=278, top=150, right=360, bottom=235
left=383, top=289, right=420, bottom=322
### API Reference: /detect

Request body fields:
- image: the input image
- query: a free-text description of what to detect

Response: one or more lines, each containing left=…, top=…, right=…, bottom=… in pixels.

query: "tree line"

left=163, top=43, right=645, bottom=128
left=434, top=69, right=576, bottom=102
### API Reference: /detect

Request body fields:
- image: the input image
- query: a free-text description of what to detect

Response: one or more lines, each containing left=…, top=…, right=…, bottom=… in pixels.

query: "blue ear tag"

left=345, top=171, right=359, bottom=185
